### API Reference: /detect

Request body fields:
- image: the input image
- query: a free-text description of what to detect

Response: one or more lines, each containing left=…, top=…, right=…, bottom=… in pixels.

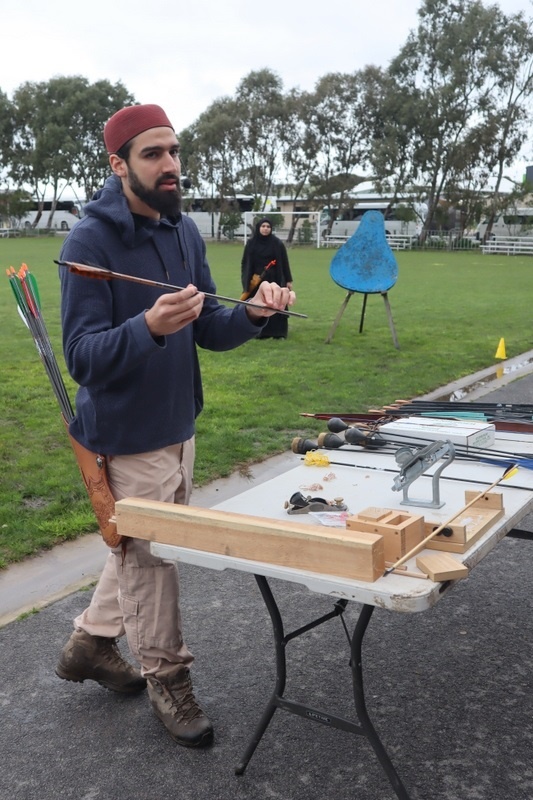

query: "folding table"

left=121, top=431, right=533, bottom=799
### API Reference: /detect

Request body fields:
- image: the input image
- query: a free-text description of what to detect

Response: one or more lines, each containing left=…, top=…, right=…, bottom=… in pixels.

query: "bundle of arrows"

left=301, top=399, right=533, bottom=434
left=6, top=264, right=120, bottom=547
left=6, top=264, right=73, bottom=421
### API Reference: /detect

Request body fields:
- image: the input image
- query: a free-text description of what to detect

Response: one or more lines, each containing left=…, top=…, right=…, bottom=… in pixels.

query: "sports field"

left=1, top=236, right=533, bottom=565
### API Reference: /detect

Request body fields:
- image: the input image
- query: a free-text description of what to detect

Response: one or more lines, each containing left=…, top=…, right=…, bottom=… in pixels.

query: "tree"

left=10, top=77, right=84, bottom=224
left=179, top=97, right=243, bottom=237
left=8, top=76, right=136, bottom=222
left=179, top=97, right=243, bottom=197
left=365, top=67, right=423, bottom=216
left=232, top=69, right=289, bottom=207
left=179, top=70, right=293, bottom=236
left=382, top=0, right=513, bottom=240
left=303, top=71, right=374, bottom=232
left=475, top=7, right=533, bottom=238
left=68, top=79, right=136, bottom=200
left=279, top=88, right=321, bottom=242
left=0, top=188, right=32, bottom=227
left=0, top=89, right=15, bottom=180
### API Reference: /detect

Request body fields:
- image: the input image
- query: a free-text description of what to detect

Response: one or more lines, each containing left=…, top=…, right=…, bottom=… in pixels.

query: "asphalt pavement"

left=2, top=360, right=533, bottom=800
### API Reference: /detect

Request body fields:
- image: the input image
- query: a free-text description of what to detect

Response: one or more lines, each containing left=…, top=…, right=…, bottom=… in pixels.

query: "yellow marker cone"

left=495, top=338, right=506, bottom=359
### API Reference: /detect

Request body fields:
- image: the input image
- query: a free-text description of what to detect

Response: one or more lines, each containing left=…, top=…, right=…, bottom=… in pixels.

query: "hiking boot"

left=55, top=629, right=147, bottom=694
left=147, top=668, right=214, bottom=747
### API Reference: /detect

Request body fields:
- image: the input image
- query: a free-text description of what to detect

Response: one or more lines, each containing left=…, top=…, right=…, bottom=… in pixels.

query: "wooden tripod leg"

left=382, top=292, right=400, bottom=350
left=325, top=291, right=354, bottom=343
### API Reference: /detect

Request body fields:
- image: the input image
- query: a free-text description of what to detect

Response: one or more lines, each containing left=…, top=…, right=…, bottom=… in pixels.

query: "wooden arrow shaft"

left=56, top=261, right=307, bottom=318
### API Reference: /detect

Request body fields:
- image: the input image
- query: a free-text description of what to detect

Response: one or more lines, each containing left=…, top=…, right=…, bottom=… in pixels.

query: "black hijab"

left=249, top=218, right=279, bottom=262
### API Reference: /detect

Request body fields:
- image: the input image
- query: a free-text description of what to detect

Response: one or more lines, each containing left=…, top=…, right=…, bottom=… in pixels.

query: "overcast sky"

left=3, top=0, right=533, bottom=181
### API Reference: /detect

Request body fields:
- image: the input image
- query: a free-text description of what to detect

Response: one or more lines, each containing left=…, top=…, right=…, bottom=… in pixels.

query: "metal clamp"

left=392, top=440, right=455, bottom=509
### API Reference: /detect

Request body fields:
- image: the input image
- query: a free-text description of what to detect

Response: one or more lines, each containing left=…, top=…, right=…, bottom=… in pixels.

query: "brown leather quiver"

left=63, top=420, right=123, bottom=548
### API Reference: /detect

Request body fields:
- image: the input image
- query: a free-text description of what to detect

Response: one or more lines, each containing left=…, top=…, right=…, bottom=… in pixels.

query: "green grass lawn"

left=1, top=235, right=533, bottom=567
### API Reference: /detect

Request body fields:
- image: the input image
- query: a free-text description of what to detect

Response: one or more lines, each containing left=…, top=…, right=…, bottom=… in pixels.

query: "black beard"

left=128, top=169, right=182, bottom=217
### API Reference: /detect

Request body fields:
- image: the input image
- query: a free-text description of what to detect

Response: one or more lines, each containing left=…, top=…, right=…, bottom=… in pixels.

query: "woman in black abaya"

left=241, top=218, right=293, bottom=339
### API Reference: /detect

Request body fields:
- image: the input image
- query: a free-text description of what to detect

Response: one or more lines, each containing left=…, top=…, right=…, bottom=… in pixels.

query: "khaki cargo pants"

left=74, top=439, right=195, bottom=678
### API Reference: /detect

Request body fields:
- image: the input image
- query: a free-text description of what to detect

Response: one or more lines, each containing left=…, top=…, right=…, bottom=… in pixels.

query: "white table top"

left=151, top=430, right=533, bottom=613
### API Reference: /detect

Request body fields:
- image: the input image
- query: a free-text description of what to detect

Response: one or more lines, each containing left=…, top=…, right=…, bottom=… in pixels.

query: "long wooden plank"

left=115, top=498, right=385, bottom=582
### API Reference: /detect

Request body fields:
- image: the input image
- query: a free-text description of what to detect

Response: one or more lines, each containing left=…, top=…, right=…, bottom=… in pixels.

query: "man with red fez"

left=56, top=104, right=296, bottom=747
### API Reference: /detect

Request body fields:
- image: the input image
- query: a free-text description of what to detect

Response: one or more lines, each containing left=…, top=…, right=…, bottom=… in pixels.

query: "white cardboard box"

left=379, top=416, right=495, bottom=450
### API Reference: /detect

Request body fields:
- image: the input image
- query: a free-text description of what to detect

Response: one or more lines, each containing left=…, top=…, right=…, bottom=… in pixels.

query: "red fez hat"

left=104, top=104, right=174, bottom=154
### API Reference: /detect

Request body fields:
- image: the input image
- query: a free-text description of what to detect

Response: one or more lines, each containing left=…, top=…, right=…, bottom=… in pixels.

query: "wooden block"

left=346, top=508, right=424, bottom=562
left=464, top=490, right=503, bottom=509
left=357, top=507, right=391, bottom=522
left=115, top=498, right=385, bottom=582
left=426, top=492, right=504, bottom=553
left=416, top=553, right=469, bottom=582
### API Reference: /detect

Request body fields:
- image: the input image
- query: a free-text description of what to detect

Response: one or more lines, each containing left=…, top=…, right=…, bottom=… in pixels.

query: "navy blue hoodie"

left=60, top=175, right=263, bottom=455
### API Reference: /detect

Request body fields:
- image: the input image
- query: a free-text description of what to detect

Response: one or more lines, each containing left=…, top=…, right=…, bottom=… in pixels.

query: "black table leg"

left=235, top=574, right=286, bottom=774
left=351, top=604, right=411, bottom=799
left=235, top=575, right=412, bottom=800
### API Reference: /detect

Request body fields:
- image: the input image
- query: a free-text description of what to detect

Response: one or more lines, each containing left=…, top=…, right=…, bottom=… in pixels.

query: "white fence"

left=387, top=235, right=413, bottom=249
left=480, top=237, right=533, bottom=255
left=184, top=214, right=533, bottom=254
left=323, top=233, right=416, bottom=250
